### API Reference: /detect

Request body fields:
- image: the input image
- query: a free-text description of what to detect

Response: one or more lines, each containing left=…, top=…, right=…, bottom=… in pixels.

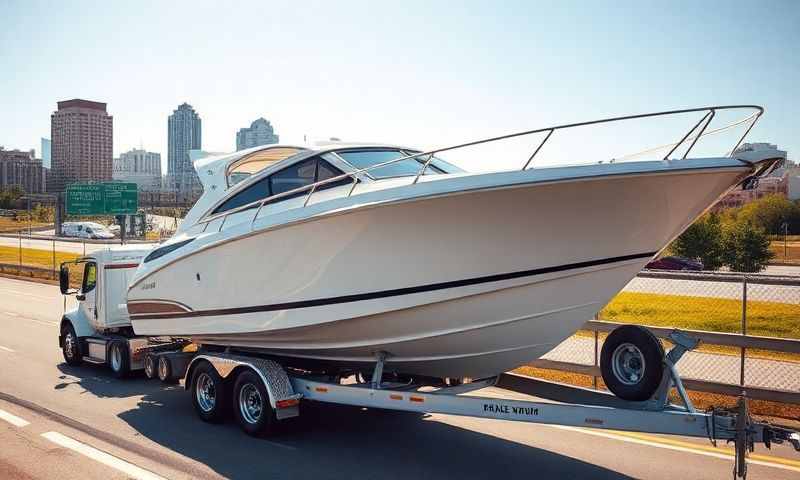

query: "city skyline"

left=1, top=2, right=798, bottom=174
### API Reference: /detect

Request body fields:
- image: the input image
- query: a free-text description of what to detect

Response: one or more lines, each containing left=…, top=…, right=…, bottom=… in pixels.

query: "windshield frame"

left=332, top=148, right=449, bottom=180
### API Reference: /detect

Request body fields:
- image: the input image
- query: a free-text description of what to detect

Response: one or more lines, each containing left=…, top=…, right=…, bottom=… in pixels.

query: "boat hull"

left=128, top=163, right=749, bottom=377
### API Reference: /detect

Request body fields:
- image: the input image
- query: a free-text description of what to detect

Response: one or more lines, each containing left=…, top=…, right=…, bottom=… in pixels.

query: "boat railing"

left=197, top=105, right=763, bottom=231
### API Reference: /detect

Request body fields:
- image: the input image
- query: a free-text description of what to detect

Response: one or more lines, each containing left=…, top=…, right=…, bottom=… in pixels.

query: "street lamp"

left=782, top=222, right=789, bottom=259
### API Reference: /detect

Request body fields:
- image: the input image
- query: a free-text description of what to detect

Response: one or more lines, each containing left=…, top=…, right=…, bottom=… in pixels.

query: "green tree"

left=670, top=213, right=724, bottom=270
left=737, top=194, right=800, bottom=235
left=721, top=220, right=774, bottom=272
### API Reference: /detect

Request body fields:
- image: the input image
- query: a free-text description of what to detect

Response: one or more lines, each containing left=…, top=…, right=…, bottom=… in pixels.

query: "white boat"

left=127, top=106, right=779, bottom=379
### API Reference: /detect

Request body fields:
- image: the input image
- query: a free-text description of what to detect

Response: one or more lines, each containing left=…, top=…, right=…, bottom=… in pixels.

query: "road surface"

left=0, top=277, right=797, bottom=479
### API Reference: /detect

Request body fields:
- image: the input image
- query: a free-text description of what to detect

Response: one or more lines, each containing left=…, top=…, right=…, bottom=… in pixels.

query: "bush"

left=736, top=194, right=800, bottom=235
left=721, top=220, right=774, bottom=272
left=670, top=213, right=724, bottom=269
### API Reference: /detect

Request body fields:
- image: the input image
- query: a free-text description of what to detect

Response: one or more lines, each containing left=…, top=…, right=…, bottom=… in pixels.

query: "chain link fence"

left=541, top=270, right=800, bottom=402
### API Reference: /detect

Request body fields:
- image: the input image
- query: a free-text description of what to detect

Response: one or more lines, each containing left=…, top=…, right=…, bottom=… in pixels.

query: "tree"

left=670, top=213, right=724, bottom=270
left=737, top=194, right=800, bottom=235
left=721, top=220, right=774, bottom=273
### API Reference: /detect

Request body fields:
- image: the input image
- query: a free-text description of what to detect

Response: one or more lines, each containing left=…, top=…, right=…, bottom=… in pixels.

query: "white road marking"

left=0, top=345, right=15, bottom=352
left=0, top=289, right=52, bottom=301
left=549, top=425, right=800, bottom=474
left=41, top=431, right=166, bottom=480
left=0, top=409, right=30, bottom=427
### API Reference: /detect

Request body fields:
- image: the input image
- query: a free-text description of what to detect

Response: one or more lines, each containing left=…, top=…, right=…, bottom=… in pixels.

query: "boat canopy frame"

left=196, top=105, right=764, bottom=230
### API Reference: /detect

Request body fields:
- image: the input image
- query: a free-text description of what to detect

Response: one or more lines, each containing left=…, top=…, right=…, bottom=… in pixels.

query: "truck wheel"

left=144, top=354, right=156, bottom=379
left=600, top=325, right=664, bottom=401
left=108, top=340, right=130, bottom=379
left=233, top=370, right=277, bottom=436
left=157, top=355, right=178, bottom=384
left=191, top=362, right=228, bottom=423
left=61, top=324, right=82, bottom=366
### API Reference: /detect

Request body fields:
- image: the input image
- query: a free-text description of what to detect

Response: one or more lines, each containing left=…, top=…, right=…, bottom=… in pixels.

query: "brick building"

left=0, top=147, right=47, bottom=194
left=50, top=99, right=113, bottom=193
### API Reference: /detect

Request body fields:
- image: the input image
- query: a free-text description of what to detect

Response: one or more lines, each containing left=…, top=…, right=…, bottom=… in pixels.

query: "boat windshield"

left=336, top=149, right=448, bottom=179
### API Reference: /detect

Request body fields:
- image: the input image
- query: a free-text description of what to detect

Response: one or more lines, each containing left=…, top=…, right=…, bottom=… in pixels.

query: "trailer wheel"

left=108, top=340, right=130, bottom=379
left=233, top=370, right=278, bottom=436
left=190, top=362, right=228, bottom=423
left=61, top=324, right=82, bottom=366
left=144, top=354, right=156, bottom=379
left=600, top=325, right=664, bottom=401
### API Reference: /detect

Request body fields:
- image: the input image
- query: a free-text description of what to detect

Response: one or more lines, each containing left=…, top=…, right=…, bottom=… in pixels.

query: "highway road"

left=0, top=277, right=798, bottom=479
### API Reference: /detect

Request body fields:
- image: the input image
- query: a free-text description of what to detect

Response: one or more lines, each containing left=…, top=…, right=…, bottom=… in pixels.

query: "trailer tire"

left=600, top=325, right=664, bottom=401
left=233, top=370, right=278, bottom=437
left=190, top=362, right=228, bottom=423
left=61, top=324, right=82, bottom=366
left=108, top=340, right=130, bottom=379
left=157, top=355, right=177, bottom=383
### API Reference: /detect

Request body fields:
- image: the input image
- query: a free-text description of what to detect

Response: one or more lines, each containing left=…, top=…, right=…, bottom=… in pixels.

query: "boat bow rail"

left=194, top=105, right=766, bottom=232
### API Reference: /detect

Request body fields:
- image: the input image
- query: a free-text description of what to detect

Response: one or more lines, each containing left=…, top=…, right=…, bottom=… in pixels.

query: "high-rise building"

left=113, top=148, right=162, bottom=191
left=40, top=138, right=51, bottom=169
left=167, top=103, right=202, bottom=199
left=50, top=99, right=113, bottom=193
left=236, top=117, right=279, bottom=151
left=0, top=147, right=47, bottom=194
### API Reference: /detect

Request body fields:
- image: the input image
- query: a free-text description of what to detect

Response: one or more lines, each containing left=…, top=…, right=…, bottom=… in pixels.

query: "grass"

left=0, top=245, right=79, bottom=270
left=0, top=217, right=50, bottom=232
left=601, top=291, right=800, bottom=340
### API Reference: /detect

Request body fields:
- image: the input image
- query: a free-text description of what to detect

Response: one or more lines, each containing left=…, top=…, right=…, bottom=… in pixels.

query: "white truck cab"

left=58, top=245, right=155, bottom=376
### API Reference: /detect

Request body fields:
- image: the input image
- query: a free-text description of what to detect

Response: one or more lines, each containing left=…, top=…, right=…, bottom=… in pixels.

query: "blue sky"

left=1, top=0, right=798, bottom=172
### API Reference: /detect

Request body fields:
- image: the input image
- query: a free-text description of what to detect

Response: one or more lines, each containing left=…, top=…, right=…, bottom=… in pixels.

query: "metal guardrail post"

left=18, top=230, right=22, bottom=274
left=740, top=275, right=748, bottom=387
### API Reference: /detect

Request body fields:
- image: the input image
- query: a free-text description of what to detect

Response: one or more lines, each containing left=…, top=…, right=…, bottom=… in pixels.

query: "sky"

left=1, top=0, right=798, bottom=173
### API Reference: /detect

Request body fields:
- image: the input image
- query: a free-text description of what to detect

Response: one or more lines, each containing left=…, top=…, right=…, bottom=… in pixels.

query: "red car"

left=645, top=256, right=703, bottom=271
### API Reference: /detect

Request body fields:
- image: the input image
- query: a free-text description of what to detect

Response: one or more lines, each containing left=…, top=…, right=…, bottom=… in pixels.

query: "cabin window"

left=82, top=262, right=97, bottom=293
left=336, top=149, right=445, bottom=179
left=211, top=157, right=348, bottom=215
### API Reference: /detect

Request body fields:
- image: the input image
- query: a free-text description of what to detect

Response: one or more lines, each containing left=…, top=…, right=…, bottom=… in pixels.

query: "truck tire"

left=190, top=361, right=228, bottom=423
left=108, top=340, right=130, bottom=379
left=157, top=355, right=178, bottom=384
left=61, top=324, right=82, bottom=366
left=233, top=370, right=278, bottom=436
left=600, top=325, right=664, bottom=401
left=144, top=354, right=156, bottom=379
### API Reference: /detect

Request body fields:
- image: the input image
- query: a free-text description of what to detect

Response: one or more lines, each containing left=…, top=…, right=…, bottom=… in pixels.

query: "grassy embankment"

left=770, top=241, right=800, bottom=265
left=0, top=217, right=50, bottom=233
left=0, top=245, right=79, bottom=281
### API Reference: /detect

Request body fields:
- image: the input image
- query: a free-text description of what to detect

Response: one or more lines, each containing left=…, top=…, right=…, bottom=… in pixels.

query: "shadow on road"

left=56, top=362, right=634, bottom=480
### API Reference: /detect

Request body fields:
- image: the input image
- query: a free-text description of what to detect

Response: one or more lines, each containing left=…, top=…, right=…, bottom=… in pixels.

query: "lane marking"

left=0, top=289, right=53, bottom=301
left=0, top=408, right=30, bottom=427
left=41, top=431, right=166, bottom=480
left=0, top=345, right=15, bottom=352
left=549, top=425, right=800, bottom=474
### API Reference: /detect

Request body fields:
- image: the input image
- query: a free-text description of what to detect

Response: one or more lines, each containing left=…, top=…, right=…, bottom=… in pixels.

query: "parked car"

left=645, top=256, right=703, bottom=271
left=61, top=221, right=116, bottom=240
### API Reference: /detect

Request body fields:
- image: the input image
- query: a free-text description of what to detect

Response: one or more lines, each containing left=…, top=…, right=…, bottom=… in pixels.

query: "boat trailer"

left=150, top=328, right=800, bottom=479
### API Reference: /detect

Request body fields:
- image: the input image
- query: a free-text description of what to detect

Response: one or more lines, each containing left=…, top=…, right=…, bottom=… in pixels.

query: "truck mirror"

left=59, top=264, right=70, bottom=294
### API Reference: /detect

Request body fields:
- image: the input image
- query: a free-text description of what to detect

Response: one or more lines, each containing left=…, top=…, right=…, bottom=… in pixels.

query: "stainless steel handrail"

left=194, top=105, right=763, bottom=229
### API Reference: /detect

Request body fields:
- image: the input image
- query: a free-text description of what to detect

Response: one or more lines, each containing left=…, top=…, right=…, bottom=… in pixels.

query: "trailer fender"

left=185, top=354, right=301, bottom=419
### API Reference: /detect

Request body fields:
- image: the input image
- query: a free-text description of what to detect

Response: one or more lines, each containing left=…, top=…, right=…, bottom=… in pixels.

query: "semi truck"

left=56, top=247, right=799, bottom=478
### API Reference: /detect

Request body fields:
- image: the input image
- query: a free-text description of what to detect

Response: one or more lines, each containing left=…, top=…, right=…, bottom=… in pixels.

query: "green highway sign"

left=66, top=183, right=138, bottom=215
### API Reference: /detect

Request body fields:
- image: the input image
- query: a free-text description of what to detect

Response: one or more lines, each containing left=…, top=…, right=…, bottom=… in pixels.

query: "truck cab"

left=58, top=245, right=154, bottom=377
